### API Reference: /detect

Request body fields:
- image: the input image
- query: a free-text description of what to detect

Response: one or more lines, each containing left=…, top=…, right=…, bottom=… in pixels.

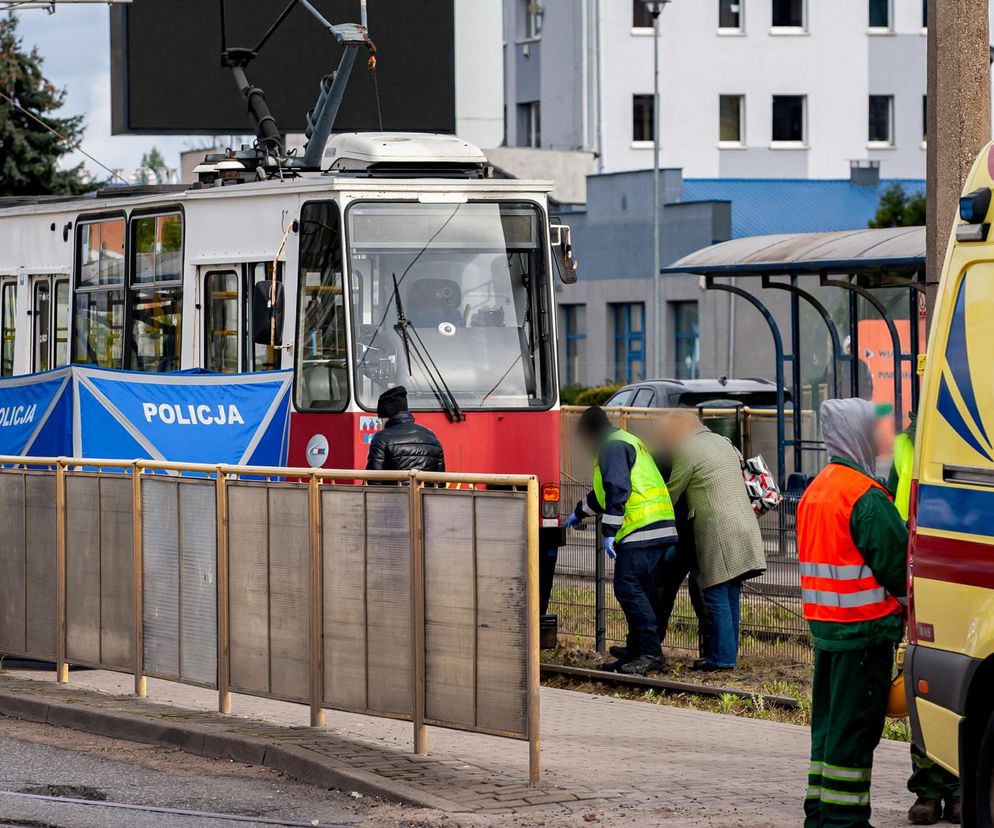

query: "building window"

left=922, top=0, right=927, bottom=27
left=1, top=281, right=15, bottom=376
left=518, top=101, right=541, bottom=148
left=719, top=0, right=743, bottom=30
left=523, top=0, right=542, bottom=39
left=772, top=95, right=806, bottom=143
left=869, top=0, right=891, bottom=29
left=73, top=216, right=126, bottom=368
left=922, top=94, right=927, bottom=143
left=719, top=95, right=744, bottom=144
left=561, top=304, right=587, bottom=386
left=633, top=94, right=655, bottom=142
left=673, top=301, right=700, bottom=380
left=869, top=94, right=894, bottom=144
left=128, top=212, right=183, bottom=372
left=771, top=0, right=804, bottom=28
left=612, top=303, right=645, bottom=383
left=633, top=0, right=654, bottom=28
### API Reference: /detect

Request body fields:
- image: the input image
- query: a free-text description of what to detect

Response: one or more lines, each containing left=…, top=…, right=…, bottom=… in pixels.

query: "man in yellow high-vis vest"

left=886, top=412, right=961, bottom=825
left=565, top=406, right=678, bottom=676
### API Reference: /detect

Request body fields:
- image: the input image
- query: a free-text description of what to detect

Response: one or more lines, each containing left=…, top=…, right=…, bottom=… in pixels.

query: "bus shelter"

left=663, top=226, right=926, bottom=485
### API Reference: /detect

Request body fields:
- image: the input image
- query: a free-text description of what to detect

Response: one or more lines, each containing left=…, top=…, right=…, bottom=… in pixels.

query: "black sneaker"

left=691, top=658, right=733, bottom=673
left=601, top=657, right=631, bottom=672
left=618, top=655, right=664, bottom=676
left=608, top=645, right=631, bottom=660
left=908, top=797, right=942, bottom=825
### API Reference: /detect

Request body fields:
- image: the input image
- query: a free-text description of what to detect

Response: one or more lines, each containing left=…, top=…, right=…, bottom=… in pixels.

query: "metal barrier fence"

left=0, top=458, right=541, bottom=781
left=556, top=405, right=814, bottom=665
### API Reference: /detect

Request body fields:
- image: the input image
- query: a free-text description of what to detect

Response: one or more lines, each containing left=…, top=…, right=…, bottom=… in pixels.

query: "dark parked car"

left=603, top=377, right=791, bottom=410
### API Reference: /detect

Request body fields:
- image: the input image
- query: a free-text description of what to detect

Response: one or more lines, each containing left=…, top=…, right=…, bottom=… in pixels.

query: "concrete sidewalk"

left=1, top=667, right=917, bottom=827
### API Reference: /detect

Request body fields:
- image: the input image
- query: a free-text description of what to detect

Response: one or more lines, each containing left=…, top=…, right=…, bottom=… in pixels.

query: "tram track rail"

left=0, top=789, right=342, bottom=827
left=540, top=663, right=800, bottom=710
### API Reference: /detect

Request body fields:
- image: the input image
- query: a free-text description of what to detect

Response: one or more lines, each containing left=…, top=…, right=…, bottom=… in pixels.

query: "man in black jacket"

left=366, top=386, right=445, bottom=472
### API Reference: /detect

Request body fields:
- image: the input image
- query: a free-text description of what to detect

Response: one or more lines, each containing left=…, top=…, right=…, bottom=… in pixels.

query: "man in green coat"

left=664, top=413, right=766, bottom=670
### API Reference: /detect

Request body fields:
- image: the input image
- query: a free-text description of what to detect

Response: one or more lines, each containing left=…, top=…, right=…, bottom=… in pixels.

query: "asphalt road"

left=0, top=717, right=433, bottom=828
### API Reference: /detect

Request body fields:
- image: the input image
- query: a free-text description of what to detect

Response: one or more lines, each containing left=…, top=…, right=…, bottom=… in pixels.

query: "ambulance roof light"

left=960, top=188, right=991, bottom=224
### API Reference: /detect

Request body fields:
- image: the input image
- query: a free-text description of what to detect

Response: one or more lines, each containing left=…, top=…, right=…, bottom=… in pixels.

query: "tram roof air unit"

left=324, top=133, right=490, bottom=178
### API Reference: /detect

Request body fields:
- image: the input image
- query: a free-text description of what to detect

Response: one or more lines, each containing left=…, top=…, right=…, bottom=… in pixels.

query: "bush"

left=572, top=384, right=624, bottom=407
left=559, top=386, right=586, bottom=406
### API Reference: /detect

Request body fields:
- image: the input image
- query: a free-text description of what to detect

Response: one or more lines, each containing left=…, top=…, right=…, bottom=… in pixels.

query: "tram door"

left=30, top=275, right=70, bottom=373
left=202, top=266, right=242, bottom=373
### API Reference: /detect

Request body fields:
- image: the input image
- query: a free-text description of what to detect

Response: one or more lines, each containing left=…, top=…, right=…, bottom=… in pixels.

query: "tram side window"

left=204, top=270, right=240, bottom=373
left=128, top=213, right=183, bottom=372
left=73, top=217, right=126, bottom=368
left=295, top=201, right=347, bottom=410
left=246, top=261, right=283, bottom=371
left=1, top=281, right=15, bottom=376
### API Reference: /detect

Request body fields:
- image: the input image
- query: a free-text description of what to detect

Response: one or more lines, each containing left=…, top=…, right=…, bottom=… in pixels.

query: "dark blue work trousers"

left=613, top=545, right=665, bottom=657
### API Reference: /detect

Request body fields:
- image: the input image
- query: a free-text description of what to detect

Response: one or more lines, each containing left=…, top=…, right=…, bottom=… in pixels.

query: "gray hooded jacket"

left=820, top=398, right=877, bottom=473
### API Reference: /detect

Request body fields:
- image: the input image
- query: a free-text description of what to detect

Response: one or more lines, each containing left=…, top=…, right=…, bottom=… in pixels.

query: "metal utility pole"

left=925, top=0, right=990, bottom=335
left=643, top=0, right=671, bottom=379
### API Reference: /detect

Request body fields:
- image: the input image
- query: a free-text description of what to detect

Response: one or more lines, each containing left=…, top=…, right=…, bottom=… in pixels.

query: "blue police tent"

left=0, top=367, right=292, bottom=466
left=0, top=367, right=73, bottom=457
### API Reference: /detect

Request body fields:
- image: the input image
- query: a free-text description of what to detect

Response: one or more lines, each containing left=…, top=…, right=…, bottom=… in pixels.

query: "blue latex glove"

left=603, top=536, right=616, bottom=560
left=662, top=545, right=678, bottom=563
left=564, top=513, right=582, bottom=530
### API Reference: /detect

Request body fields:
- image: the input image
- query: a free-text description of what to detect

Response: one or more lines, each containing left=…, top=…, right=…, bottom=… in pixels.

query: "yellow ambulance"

left=908, top=139, right=994, bottom=826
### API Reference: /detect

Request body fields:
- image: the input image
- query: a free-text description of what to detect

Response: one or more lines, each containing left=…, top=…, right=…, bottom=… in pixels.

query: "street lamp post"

left=642, top=0, right=670, bottom=379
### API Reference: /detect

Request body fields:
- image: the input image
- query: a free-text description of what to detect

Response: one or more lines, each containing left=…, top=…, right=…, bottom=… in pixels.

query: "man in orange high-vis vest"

left=798, top=398, right=908, bottom=828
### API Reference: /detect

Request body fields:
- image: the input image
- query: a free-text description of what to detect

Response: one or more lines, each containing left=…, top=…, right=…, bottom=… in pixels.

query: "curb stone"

left=0, top=677, right=601, bottom=815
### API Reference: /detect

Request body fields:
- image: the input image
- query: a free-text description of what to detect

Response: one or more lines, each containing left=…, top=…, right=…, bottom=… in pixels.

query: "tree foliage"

left=867, top=182, right=926, bottom=228
left=0, top=15, right=88, bottom=196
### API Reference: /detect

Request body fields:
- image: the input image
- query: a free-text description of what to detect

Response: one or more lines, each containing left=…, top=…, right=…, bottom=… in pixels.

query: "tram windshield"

left=348, top=201, right=555, bottom=411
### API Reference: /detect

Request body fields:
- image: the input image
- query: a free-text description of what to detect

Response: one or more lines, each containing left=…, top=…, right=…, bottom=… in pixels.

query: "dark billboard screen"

left=110, top=1, right=455, bottom=135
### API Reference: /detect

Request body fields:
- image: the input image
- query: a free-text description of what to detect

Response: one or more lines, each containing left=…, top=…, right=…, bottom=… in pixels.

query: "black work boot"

left=608, top=644, right=630, bottom=660
left=618, top=654, right=664, bottom=676
left=943, top=796, right=961, bottom=824
left=908, top=797, right=942, bottom=825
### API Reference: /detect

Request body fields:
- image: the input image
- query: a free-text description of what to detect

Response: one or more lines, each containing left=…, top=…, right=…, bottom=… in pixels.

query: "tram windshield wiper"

left=391, top=275, right=465, bottom=423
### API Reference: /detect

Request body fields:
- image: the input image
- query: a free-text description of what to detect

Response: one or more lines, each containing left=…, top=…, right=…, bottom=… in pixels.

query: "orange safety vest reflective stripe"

left=797, top=463, right=902, bottom=623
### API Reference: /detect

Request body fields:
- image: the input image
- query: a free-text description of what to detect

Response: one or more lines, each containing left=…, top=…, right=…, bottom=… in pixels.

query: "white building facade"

left=504, top=0, right=929, bottom=179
